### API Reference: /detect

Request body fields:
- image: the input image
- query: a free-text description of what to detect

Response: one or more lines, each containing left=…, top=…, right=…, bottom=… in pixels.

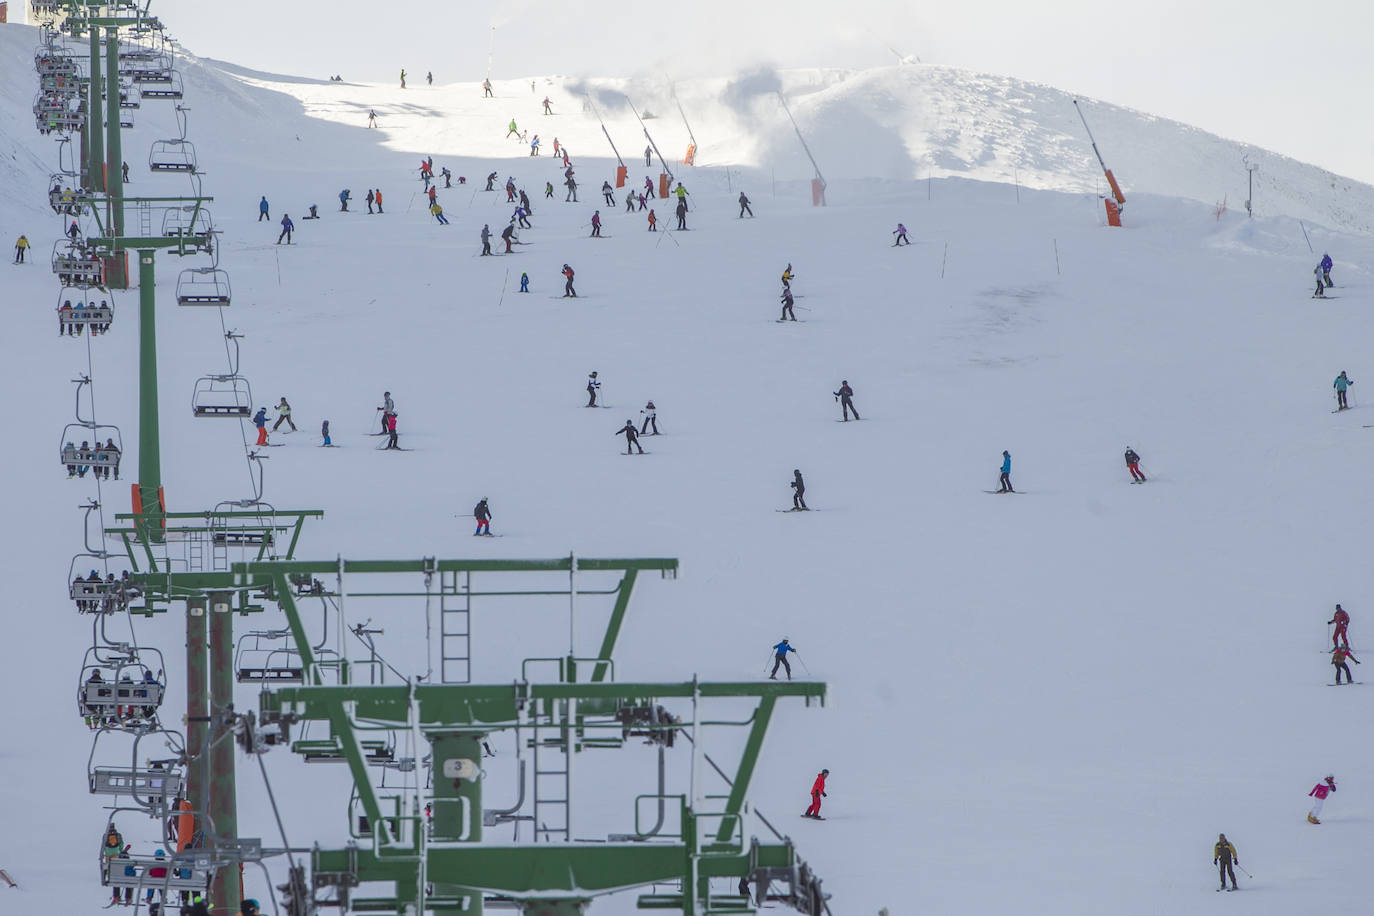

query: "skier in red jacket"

left=1329, top=604, right=1350, bottom=648
left=803, top=769, right=829, bottom=819
left=1308, top=775, right=1336, bottom=824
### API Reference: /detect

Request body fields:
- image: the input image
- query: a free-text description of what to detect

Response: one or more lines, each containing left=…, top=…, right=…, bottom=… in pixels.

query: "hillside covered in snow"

left=3, top=18, right=1374, bottom=916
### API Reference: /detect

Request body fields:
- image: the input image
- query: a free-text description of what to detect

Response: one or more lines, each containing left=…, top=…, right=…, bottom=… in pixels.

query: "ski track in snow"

left=4, top=21, right=1374, bottom=916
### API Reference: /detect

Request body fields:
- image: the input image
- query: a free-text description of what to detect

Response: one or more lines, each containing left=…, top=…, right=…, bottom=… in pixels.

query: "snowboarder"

left=1124, top=447, right=1145, bottom=482
left=647, top=209, right=657, bottom=232
left=790, top=469, right=807, bottom=510
left=1320, top=253, right=1333, bottom=287
left=640, top=400, right=658, bottom=435
left=384, top=412, right=399, bottom=449
left=1332, top=645, right=1359, bottom=684
left=277, top=213, right=293, bottom=245
left=474, top=498, right=493, bottom=535
left=590, top=210, right=602, bottom=237
left=780, top=288, right=796, bottom=321
left=563, top=263, right=577, bottom=298
left=272, top=397, right=296, bottom=432
left=430, top=202, right=449, bottom=224
left=13, top=234, right=29, bottom=264
left=893, top=223, right=909, bottom=246
left=321, top=420, right=331, bottom=447
left=519, top=272, right=529, bottom=293
left=781, top=264, right=794, bottom=289
left=739, top=192, right=753, bottom=218
left=367, top=109, right=377, bottom=128
left=585, top=371, right=600, bottom=406
left=501, top=222, right=516, bottom=252
left=339, top=189, right=350, bottom=212
left=253, top=407, right=268, bottom=446
left=543, top=96, right=553, bottom=114
left=1329, top=604, right=1350, bottom=648
left=1308, top=775, right=1337, bottom=823
left=803, top=769, right=829, bottom=819
left=1213, top=834, right=1238, bottom=891
left=997, top=451, right=1014, bottom=493
left=602, top=181, right=615, bottom=206
left=480, top=224, right=492, bottom=256
left=644, top=145, right=652, bottom=167
left=833, top=381, right=859, bottom=420
left=506, top=119, right=519, bottom=138
left=770, top=638, right=796, bottom=679
left=399, top=69, right=406, bottom=89
left=486, top=171, right=498, bottom=191
left=1334, top=371, right=1353, bottom=410
left=378, top=391, right=395, bottom=433
left=482, top=78, right=492, bottom=97
left=258, top=196, right=270, bottom=221
left=374, top=189, right=383, bottom=213
left=616, top=419, right=645, bottom=454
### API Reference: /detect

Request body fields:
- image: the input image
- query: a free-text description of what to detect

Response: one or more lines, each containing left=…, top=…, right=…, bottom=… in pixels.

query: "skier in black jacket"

left=1124, top=447, right=1145, bottom=482
left=616, top=420, right=644, bottom=454
left=780, top=288, right=796, bottom=321
left=474, top=498, right=492, bottom=535
left=790, top=470, right=807, bottom=510
left=834, top=381, right=859, bottom=420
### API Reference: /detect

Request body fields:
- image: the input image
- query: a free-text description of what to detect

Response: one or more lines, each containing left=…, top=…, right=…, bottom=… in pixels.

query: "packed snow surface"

left=3, top=22, right=1374, bottom=915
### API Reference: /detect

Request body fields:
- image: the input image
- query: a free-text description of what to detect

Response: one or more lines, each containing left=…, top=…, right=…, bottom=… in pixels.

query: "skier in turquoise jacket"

left=1334, top=371, right=1354, bottom=410
left=998, top=451, right=1014, bottom=493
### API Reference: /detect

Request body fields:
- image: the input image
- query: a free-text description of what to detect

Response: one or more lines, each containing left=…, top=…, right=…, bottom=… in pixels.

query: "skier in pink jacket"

left=1308, top=775, right=1336, bottom=824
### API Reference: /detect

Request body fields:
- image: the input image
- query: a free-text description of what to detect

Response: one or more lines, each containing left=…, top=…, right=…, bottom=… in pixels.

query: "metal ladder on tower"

left=137, top=200, right=152, bottom=238
left=186, top=531, right=204, bottom=572
left=531, top=695, right=572, bottom=842
left=438, top=571, right=471, bottom=683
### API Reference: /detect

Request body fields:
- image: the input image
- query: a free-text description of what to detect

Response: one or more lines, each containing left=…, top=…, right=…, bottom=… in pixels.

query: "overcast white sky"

left=132, top=0, right=1374, bottom=183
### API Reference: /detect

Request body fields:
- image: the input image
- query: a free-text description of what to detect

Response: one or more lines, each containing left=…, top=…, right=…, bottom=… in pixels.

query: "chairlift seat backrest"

left=81, top=679, right=164, bottom=712
left=100, top=854, right=211, bottom=892
left=89, top=766, right=184, bottom=802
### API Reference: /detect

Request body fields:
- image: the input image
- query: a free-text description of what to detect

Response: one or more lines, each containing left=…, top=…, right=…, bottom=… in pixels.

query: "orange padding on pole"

left=615, top=165, right=627, bottom=188
left=683, top=144, right=696, bottom=166
left=175, top=799, right=193, bottom=852
left=811, top=179, right=826, bottom=207
left=658, top=173, right=670, bottom=199
left=1104, top=198, right=1122, bottom=227
left=1104, top=169, right=1125, bottom=205
left=130, top=484, right=142, bottom=515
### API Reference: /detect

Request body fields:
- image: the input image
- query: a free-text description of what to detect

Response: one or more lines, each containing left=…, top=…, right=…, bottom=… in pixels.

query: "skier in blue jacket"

left=770, top=639, right=796, bottom=680
left=1334, top=371, right=1354, bottom=410
left=253, top=407, right=269, bottom=445
left=339, top=189, right=351, bottom=212
left=1320, top=253, right=1334, bottom=288
left=998, top=450, right=1014, bottom=493
left=258, top=196, right=269, bottom=221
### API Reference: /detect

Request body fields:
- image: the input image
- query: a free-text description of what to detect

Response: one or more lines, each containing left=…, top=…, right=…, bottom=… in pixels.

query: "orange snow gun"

left=1074, top=99, right=1125, bottom=226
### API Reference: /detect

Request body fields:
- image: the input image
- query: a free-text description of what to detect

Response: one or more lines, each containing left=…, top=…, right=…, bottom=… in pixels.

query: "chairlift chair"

left=79, top=645, right=166, bottom=730
left=99, top=812, right=213, bottom=899
left=61, top=421, right=122, bottom=479
left=148, top=138, right=196, bottom=173
left=68, top=554, right=140, bottom=614
left=52, top=242, right=105, bottom=289
left=191, top=376, right=252, bottom=418
left=234, top=630, right=305, bottom=683
left=35, top=51, right=78, bottom=77
left=138, top=70, right=183, bottom=100
left=162, top=206, right=212, bottom=238
left=87, top=728, right=187, bottom=813
left=175, top=268, right=231, bottom=306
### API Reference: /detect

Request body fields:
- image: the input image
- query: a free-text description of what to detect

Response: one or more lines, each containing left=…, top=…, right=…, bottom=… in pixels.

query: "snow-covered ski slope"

left=4, top=20, right=1374, bottom=914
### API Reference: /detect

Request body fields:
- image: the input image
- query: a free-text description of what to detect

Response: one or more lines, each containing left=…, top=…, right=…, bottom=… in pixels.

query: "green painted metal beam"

left=592, top=570, right=636, bottom=682
left=714, top=696, right=775, bottom=844
left=134, top=249, right=163, bottom=542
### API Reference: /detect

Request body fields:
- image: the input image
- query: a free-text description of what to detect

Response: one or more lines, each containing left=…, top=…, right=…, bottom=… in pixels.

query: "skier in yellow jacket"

left=1213, top=834, right=1238, bottom=891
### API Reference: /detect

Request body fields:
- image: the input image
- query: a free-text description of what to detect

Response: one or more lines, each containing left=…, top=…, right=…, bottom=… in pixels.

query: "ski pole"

left=1235, top=863, right=1252, bottom=878
left=794, top=652, right=812, bottom=675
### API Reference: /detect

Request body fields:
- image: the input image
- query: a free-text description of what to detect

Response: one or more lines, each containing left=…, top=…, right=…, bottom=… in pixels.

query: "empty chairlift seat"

left=138, top=70, right=183, bottom=100
left=89, top=765, right=184, bottom=806
left=162, top=206, right=212, bottom=238
left=175, top=268, right=230, bottom=306
left=148, top=139, right=196, bottom=173
left=191, top=376, right=251, bottom=418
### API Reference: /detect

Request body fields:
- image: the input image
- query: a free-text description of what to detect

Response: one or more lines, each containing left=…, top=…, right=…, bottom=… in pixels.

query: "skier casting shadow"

left=616, top=420, right=644, bottom=455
